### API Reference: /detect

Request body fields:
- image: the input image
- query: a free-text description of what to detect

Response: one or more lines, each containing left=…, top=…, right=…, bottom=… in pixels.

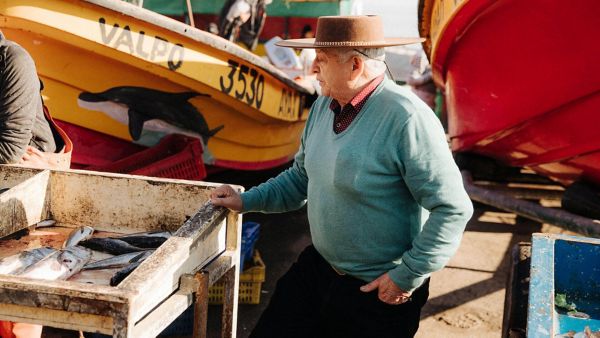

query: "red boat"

left=419, top=0, right=600, bottom=186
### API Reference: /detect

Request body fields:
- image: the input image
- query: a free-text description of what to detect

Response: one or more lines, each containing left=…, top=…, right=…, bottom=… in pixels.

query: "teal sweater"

left=241, top=79, right=473, bottom=292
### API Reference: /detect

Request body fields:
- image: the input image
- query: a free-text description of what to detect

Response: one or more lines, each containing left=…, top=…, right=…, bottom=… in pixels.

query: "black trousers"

left=250, top=245, right=430, bottom=338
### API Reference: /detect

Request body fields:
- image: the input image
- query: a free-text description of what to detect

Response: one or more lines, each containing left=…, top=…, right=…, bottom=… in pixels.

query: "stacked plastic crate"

left=209, top=221, right=264, bottom=304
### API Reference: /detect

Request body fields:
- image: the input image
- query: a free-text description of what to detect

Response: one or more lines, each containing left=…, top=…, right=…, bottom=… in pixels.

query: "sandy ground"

left=416, top=206, right=535, bottom=338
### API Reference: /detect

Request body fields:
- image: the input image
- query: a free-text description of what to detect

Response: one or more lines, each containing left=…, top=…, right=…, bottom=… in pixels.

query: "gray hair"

left=333, top=47, right=387, bottom=77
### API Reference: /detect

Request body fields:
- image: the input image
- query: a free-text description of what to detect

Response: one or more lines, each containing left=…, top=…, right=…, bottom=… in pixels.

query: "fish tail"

left=208, top=125, right=224, bottom=137
left=177, top=91, right=211, bottom=101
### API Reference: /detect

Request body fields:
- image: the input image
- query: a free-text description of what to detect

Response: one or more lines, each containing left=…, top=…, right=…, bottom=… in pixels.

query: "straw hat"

left=275, top=15, right=424, bottom=49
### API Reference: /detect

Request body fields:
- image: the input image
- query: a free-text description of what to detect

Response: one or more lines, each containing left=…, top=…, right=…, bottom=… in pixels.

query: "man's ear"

left=350, top=56, right=364, bottom=80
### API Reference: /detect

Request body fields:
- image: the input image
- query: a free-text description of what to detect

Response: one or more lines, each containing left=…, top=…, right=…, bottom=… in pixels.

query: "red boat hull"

left=420, top=0, right=600, bottom=185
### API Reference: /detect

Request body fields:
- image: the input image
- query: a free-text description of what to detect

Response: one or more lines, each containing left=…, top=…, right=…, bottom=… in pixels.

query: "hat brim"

left=275, top=37, right=425, bottom=49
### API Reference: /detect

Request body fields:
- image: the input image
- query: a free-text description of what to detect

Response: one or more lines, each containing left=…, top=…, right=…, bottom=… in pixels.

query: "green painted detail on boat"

left=142, top=0, right=343, bottom=17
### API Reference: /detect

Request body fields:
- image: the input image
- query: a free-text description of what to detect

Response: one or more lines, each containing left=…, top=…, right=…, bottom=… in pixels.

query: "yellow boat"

left=0, top=0, right=310, bottom=170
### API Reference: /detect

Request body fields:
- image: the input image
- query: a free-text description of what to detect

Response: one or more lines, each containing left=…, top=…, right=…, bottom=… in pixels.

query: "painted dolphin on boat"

left=77, top=86, right=224, bottom=145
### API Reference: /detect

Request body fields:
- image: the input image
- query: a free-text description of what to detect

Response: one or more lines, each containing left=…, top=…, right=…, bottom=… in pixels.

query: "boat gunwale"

left=81, top=0, right=309, bottom=94
left=418, top=0, right=490, bottom=88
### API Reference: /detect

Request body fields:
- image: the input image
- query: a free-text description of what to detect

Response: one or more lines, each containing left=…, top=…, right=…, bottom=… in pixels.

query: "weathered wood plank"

left=131, top=291, right=193, bottom=338
left=225, top=211, right=241, bottom=251
left=50, top=170, right=222, bottom=233
left=0, top=274, right=129, bottom=302
left=223, top=212, right=242, bottom=338
left=0, top=170, right=50, bottom=237
left=122, top=218, right=226, bottom=322
left=113, top=310, right=131, bottom=338
left=0, top=283, right=129, bottom=321
left=0, top=166, right=43, bottom=188
left=0, top=303, right=113, bottom=333
left=200, top=252, right=234, bottom=286
left=174, top=202, right=227, bottom=237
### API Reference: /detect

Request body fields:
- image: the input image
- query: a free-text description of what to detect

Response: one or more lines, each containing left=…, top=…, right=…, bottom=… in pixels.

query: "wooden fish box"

left=527, top=233, right=600, bottom=337
left=0, top=165, right=243, bottom=337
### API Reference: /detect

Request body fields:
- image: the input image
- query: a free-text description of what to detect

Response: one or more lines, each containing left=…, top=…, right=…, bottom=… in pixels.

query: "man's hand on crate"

left=210, top=185, right=243, bottom=211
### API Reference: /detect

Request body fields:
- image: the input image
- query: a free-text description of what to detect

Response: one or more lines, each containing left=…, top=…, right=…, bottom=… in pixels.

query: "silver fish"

left=35, top=219, right=56, bottom=228
left=0, top=247, right=57, bottom=275
left=19, top=246, right=92, bottom=280
left=63, top=226, right=95, bottom=248
left=82, top=250, right=153, bottom=270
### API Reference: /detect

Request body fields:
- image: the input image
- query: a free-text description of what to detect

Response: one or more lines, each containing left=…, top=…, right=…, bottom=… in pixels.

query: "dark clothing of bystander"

left=0, top=32, right=56, bottom=164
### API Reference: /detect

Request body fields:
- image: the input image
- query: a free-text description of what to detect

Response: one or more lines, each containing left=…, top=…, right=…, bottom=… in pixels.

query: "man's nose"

left=310, top=60, right=318, bottom=74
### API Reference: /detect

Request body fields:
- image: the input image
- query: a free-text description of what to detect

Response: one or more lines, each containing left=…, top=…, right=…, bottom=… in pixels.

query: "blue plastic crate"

left=241, top=222, right=260, bottom=271
left=528, top=233, right=600, bottom=337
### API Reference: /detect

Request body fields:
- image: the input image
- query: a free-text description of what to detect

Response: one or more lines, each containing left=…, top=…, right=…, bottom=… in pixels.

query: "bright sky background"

left=358, top=0, right=420, bottom=38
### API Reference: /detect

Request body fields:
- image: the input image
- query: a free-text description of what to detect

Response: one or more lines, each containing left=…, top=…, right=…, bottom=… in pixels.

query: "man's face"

left=310, top=49, right=352, bottom=99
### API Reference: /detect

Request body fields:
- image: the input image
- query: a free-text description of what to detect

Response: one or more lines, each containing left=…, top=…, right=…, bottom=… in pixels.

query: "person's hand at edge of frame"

left=210, top=184, right=243, bottom=212
left=360, top=272, right=412, bottom=305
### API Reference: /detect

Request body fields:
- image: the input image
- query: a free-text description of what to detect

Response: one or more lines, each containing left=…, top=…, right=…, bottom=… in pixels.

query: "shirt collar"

left=329, top=74, right=385, bottom=112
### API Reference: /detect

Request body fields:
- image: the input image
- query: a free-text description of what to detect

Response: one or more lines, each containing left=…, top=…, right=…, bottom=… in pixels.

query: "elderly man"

left=211, top=15, right=473, bottom=338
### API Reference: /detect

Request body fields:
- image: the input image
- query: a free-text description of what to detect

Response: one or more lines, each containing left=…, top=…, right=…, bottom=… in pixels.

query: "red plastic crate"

left=86, top=134, right=206, bottom=181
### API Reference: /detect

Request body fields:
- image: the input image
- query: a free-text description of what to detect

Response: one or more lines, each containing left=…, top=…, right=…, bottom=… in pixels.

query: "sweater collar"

left=329, top=74, right=385, bottom=112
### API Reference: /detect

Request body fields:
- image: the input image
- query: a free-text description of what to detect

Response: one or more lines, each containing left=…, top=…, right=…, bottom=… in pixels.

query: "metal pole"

left=193, top=272, right=209, bottom=338
left=186, top=0, right=196, bottom=27
left=462, top=171, right=600, bottom=237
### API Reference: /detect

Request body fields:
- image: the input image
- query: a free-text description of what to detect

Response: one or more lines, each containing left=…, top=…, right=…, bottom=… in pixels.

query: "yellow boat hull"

left=0, top=0, right=309, bottom=169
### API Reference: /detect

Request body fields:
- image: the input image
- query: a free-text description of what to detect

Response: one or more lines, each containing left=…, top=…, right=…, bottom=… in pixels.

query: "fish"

left=68, top=268, right=120, bottom=286
left=119, top=230, right=172, bottom=238
left=19, top=246, right=92, bottom=280
left=110, top=261, right=142, bottom=286
left=112, top=236, right=166, bottom=248
left=112, top=233, right=170, bottom=249
left=82, top=250, right=153, bottom=270
left=63, top=226, right=95, bottom=248
left=79, top=237, right=145, bottom=255
left=77, top=87, right=223, bottom=144
left=35, top=219, right=56, bottom=228
left=0, top=247, right=57, bottom=275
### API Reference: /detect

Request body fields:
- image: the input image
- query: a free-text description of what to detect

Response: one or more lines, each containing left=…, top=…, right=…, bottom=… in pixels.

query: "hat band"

left=314, top=40, right=388, bottom=47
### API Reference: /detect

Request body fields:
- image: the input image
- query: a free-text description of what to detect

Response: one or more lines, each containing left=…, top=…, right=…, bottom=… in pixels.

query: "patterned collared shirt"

left=329, top=75, right=384, bottom=134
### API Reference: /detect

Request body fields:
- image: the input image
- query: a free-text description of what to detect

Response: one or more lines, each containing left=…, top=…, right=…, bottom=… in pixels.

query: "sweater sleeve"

left=0, top=44, right=39, bottom=164
left=240, top=105, right=316, bottom=213
left=388, top=107, right=473, bottom=292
